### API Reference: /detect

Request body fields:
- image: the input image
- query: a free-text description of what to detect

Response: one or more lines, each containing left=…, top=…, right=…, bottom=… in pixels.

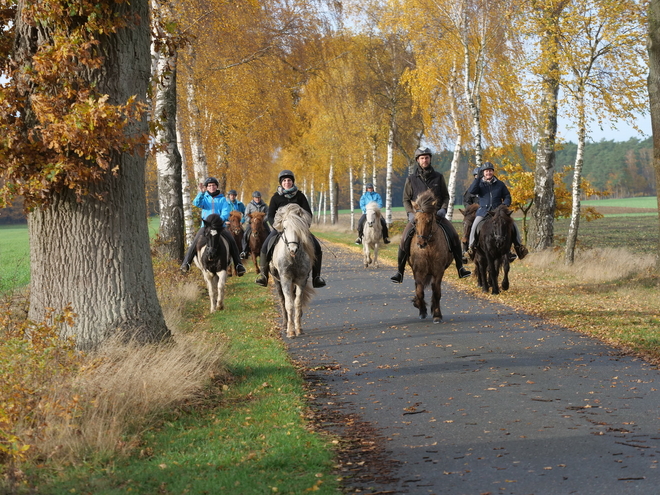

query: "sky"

left=558, top=114, right=651, bottom=143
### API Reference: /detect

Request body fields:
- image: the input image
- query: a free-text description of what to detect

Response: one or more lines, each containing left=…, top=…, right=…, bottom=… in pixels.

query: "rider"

left=355, top=183, right=390, bottom=245
left=465, top=162, right=528, bottom=260
left=255, top=170, right=326, bottom=289
left=180, top=177, right=246, bottom=275
left=226, top=189, right=246, bottom=223
left=390, top=148, right=472, bottom=283
left=463, top=167, right=480, bottom=206
left=240, top=191, right=270, bottom=259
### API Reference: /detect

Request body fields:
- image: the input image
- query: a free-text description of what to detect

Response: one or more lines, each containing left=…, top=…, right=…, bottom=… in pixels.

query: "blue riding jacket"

left=193, top=191, right=230, bottom=225
left=227, top=198, right=246, bottom=222
left=359, top=191, right=384, bottom=213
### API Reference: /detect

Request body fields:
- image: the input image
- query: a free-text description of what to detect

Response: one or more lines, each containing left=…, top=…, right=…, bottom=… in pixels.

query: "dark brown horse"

left=227, top=210, right=244, bottom=276
left=408, top=190, right=453, bottom=323
left=246, top=211, right=268, bottom=273
left=473, top=205, right=513, bottom=294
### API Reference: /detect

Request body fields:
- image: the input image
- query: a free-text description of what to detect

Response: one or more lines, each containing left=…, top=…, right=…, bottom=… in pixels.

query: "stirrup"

left=236, top=264, right=246, bottom=276
left=458, top=266, right=471, bottom=279
left=239, top=252, right=247, bottom=259
left=255, top=273, right=268, bottom=287
left=180, top=262, right=190, bottom=273
left=312, top=276, right=326, bottom=288
left=383, top=237, right=391, bottom=244
left=390, top=272, right=403, bottom=284
left=515, top=244, right=528, bottom=260
left=355, top=237, right=362, bottom=245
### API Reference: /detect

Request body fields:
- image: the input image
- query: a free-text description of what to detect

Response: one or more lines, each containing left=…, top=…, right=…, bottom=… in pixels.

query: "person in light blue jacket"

left=355, top=183, right=390, bottom=245
left=226, top=189, right=246, bottom=223
left=180, top=177, right=246, bottom=275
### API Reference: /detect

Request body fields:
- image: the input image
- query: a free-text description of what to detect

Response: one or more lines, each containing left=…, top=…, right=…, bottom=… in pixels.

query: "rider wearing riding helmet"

left=355, top=183, right=390, bottom=245
left=463, top=167, right=480, bottom=206
left=390, top=147, right=471, bottom=283
left=240, top=191, right=270, bottom=258
left=255, top=170, right=326, bottom=288
left=465, top=162, right=528, bottom=260
left=180, top=177, right=246, bottom=276
left=226, top=189, right=246, bottom=223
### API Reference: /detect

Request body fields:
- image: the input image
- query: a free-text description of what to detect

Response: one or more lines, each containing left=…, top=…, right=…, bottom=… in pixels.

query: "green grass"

left=0, top=224, right=30, bottom=293
left=582, top=196, right=657, bottom=209
left=27, top=276, right=339, bottom=494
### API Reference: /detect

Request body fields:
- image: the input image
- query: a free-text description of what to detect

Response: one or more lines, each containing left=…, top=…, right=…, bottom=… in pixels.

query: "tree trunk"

left=648, top=0, right=660, bottom=273
left=565, top=94, right=586, bottom=265
left=329, top=158, right=336, bottom=224
left=22, top=0, right=169, bottom=349
left=185, top=46, right=208, bottom=185
left=177, top=124, right=194, bottom=245
left=153, top=47, right=184, bottom=261
left=349, top=165, right=355, bottom=231
left=385, top=120, right=395, bottom=226
left=447, top=60, right=462, bottom=221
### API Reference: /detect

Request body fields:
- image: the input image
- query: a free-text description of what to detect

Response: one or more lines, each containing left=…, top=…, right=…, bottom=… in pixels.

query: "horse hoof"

left=433, top=317, right=442, bottom=324
left=419, top=313, right=427, bottom=320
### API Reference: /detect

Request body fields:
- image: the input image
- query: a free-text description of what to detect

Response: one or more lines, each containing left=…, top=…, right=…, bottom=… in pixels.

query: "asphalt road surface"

left=285, top=243, right=660, bottom=495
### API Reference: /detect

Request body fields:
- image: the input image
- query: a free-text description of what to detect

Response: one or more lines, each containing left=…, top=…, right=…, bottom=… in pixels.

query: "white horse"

left=193, top=214, right=230, bottom=312
left=270, top=204, right=316, bottom=338
left=363, top=201, right=383, bottom=269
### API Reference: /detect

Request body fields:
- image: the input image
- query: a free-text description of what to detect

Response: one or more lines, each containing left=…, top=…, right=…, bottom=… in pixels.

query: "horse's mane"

left=366, top=201, right=381, bottom=214
left=273, top=203, right=312, bottom=231
left=204, top=213, right=224, bottom=230
left=229, top=210, right=242, bottom=222
left=413, top=190, right=437, bottom=214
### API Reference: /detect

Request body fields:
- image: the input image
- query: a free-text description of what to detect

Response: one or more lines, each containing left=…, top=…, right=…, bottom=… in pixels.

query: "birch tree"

left=648, top=0, right=660, bottom=272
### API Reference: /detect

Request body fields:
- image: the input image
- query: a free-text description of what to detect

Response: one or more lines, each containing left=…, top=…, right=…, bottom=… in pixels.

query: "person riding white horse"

left=355, top=183, right=390, bottom=245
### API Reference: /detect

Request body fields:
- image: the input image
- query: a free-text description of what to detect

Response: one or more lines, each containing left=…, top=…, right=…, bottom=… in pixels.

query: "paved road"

left=285, top=244, right=660, bottom=495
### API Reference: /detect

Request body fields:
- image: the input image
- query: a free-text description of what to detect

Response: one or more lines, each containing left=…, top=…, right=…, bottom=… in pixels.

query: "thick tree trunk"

left=649, top=0, right=660, bottom=273
left=153, top=49, right=184, bottom=261
left=22, top=0, right=169, bottom=348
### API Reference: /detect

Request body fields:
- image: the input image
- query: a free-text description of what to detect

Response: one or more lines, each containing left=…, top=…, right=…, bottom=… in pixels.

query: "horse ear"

left=412, top=201, right=419, bottom=211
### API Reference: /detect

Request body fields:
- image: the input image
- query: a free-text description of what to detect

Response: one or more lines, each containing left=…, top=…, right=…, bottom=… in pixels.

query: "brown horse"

left=227, top=210, right=244, bottom=276
left=246, top=211, right=268, bottom=273
left=408, top=190, right=453, bottom=323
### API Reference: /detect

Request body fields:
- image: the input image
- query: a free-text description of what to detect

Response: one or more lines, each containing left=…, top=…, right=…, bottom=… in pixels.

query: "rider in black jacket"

left=390, top=148, right=472, bottom=283
left=255, top=170, right=326, bottom=289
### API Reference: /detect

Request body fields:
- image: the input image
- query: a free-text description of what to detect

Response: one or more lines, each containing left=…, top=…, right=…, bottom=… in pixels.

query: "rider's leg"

left=380, top=217, right=390, bottom=243
left=180, top=227, right=204, bottom=272
left=355, top=214, right=366, bottom=244
left=240, top=225, right=252, bottom=258
left=438, top=218, right=471, bottom=279
left=311, top=236, right=326, bottom=288
left=467, top=215, right=485, bottom=255
left=512, top=222, right=528, bottom=259
left=255, top=230, right=278, bottom=286
left=390, top=222, right=414, bottom=283
left=221, top=229, right=246, bottom=276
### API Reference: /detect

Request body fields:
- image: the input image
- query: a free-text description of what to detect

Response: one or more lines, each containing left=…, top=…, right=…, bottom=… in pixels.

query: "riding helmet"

left=414, top=147, right=433, bottom=160
left=278, top=170, right=295, bottom=184
left=228, top=189, right=237, bottom=196
left=252, top=191, right=262, bottom=198
left=204, top=177, right=219, bottom=187
left=365, top=183, right=374, bottom=189
left=481, top=162, right=495, bottom=171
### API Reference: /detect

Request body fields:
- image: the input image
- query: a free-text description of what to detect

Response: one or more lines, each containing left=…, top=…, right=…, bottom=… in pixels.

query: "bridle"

left=281, top=227, right=300, bottom=253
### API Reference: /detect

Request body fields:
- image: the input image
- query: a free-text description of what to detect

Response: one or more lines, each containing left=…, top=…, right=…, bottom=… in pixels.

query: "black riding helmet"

left=480, top=162, right=495, bottom=172
left=278, top=170, right=295, bottom=184
left=228, top=189, right=237, bottom=196
left=204, top=177, right=219, bottom=187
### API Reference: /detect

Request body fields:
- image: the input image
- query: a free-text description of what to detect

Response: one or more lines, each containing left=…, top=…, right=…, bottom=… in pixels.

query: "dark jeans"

left=182, top=226, right=242, bottom=268
left=357, top=214, right=389, bottom=239
left=259, top=229, right=323, bottom=279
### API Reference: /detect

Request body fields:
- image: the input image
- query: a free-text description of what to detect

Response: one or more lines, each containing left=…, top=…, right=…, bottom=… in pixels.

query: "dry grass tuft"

left=35, top=332, right=226, bottom=462
left=524, top=247, right=656, bottom=283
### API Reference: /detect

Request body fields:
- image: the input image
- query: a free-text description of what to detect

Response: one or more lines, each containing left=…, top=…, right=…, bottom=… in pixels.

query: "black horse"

left=473, top=205, right=513, bottom=295
left=194, top=213, right=231, bottom=312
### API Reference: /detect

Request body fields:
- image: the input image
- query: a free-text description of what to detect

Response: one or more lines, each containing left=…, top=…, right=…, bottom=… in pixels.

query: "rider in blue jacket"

left=355, top=183, right=390, bottom=245
left=180, top=177, right=246, bottom=275
left=226, top=189, right=246, bottom=223
left=466, top=162, right=527, bottom=260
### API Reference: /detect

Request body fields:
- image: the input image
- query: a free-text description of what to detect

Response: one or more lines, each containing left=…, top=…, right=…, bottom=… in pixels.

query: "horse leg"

left=501, top=256, right=510, bottom=291
left=293, top=283, right=304, bottom=337
left=204, top=271, right=217, bottom=312
left=363, top=243, right=370, bottom=268
left=489, top=259, right=500, bottom=295
left=216, top=270, right=227, bottom=310
left=415, top=281, right=427, bottom=319
left=478, top=256, right=489, bottom=292
left=281, top=280, right=296, bottom=338
left=373, top=242, right=379, bottom=268
left=431, top=276, right=443, bottom=323
left=252, top=251, right=260, bottom=274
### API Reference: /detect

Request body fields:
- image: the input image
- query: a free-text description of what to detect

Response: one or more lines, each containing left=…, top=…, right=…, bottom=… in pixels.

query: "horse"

left=473, top=205, right=513, bottom=295
left=408, top=190, right=453, bottom=323
left=193, top=213, right=230, bottom=312
left=270, top=203, right=316, bottom=338
left=362, top=201, right=383, bottom=269
left=246, top=211, right=268, bottom=273
left=228, top=210, right=244, bottom=276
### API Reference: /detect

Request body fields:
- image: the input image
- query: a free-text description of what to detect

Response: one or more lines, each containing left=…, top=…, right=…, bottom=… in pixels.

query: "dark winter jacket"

left=402, top=165, right=449, bottom=214
left=467, top=176, right=512, bottom=217
left=267, top=188, right=312, bottom=227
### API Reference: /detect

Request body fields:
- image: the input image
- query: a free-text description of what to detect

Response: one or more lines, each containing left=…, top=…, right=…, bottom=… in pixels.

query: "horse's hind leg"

left=431, top=277, right=443, bottom=323
left=415, top=282, right=427, bottom=319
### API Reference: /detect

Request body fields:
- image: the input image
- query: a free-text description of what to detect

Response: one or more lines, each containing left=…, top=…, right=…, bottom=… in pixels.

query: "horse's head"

left=490, top=206, right=513, bottom=250
left=365, top=202, right=380, bottom=227
left=229, top=211, right=243, bottom=234
left=274, top=204, right=312, bottom=258
left=203, top=214, right=224, bottom=260
left=412, top=190, right=438, bottom=249
left=249, top=211, right=265, bottom=230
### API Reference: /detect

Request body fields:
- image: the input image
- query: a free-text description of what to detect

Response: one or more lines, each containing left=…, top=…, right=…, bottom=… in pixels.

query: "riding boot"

left=255, top=232, right=277, bottom=287
left=311, top=238, right=326, bottom=288
left=514, top=243, right=528, bottom=260
left=390, top=247, right=408, bottom=284
left=222, top=229, right=245, bottom=276
left=355, top=215, right=365, bottom=244
left=451, top=242, right=471, bottom=279
left=240, top=226, right=251, bottom=259
left=381, top=219, right=391, bottom=244
left=180, top=228, right=204, bottom=272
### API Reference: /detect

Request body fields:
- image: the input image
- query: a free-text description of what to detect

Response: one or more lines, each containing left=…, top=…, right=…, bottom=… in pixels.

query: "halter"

left=282, top=228, right=300, bottom=252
